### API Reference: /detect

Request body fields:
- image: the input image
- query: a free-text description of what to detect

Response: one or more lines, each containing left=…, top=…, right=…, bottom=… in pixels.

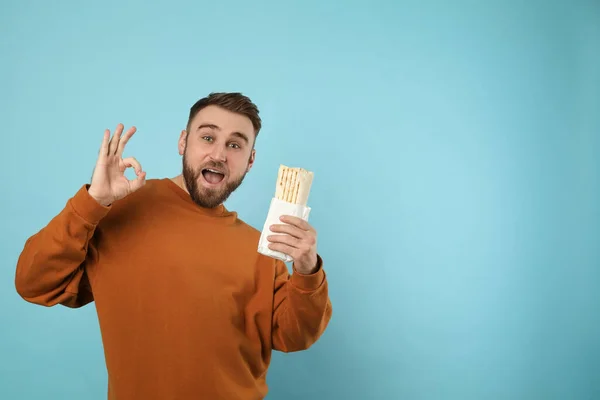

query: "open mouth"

left=201, top=168, right=225, bottom=185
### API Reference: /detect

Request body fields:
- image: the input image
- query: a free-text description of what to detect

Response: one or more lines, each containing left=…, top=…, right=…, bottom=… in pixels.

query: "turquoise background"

left=1, top=0, right=599, bottom=399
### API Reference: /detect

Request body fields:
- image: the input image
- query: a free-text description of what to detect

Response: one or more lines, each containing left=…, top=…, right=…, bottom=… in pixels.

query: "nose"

left=209, top=144, right=227, bottom=162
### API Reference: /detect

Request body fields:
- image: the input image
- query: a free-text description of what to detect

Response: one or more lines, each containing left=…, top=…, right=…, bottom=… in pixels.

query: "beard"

left=182, top=151, right=247, bottom=209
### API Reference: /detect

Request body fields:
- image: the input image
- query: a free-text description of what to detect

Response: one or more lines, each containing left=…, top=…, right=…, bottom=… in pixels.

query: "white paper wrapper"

left=257, top=197, right=311, bottom=262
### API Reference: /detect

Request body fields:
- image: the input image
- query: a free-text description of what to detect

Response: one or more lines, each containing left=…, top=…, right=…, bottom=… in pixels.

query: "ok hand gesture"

left=88, top=124, right=146, bottom=207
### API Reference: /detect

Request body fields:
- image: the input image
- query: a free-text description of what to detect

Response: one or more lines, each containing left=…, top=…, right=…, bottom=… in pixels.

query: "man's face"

left=178, top=105, right=256, bottom=208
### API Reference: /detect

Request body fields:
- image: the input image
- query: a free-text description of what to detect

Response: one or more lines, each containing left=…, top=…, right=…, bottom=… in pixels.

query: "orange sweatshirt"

left=15, top=178, right=332, bottom=400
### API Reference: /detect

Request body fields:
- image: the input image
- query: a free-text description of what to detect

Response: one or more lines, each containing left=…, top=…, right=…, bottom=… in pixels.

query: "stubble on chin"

left=182, top=160, right=245, bottom=209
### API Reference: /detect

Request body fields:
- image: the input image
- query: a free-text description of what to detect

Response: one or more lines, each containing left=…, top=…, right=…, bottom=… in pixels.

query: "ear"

left=246, top=149, right=256, bottom=172
left=178, top=130, right=187, bottom=155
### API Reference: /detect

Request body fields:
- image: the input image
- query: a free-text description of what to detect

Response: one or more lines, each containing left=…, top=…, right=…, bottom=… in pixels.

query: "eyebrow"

left=197, top=123, right=250, bottom=144
left=197, top=123, right=220, bottom=131
left=231, top=131, right=250, bottom=144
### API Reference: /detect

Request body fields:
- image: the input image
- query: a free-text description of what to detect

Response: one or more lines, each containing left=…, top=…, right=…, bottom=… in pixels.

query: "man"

left=14, top=92, right=332, bottom=400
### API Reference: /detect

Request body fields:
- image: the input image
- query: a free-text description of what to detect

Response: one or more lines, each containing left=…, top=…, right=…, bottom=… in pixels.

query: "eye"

left=229, top=142, right=241, bottom=149
left=202, top=135, right=213, bottom=142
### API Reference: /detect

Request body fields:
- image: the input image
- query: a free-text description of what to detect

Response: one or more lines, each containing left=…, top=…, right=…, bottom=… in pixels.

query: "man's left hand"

left=267, top=215, right=318, bottom=274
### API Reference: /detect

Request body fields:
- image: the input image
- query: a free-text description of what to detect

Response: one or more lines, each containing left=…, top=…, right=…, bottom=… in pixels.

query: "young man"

left=14, top=92, right=332, bottom=400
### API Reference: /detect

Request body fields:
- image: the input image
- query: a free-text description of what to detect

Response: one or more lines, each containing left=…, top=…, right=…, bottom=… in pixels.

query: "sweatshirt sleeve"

left=271, top=254, right=332, bottom=352
left=15, top=184, right=111, bottom=308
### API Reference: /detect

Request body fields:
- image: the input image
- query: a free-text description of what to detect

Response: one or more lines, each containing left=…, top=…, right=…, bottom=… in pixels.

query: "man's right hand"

left=88, top=123, right=146, bottom=207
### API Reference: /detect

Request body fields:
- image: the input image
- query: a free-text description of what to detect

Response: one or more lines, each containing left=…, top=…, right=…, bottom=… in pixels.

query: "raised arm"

left=268, top=215, right=332, bottom=352
left=271, top=257, right=332, bottom=352
left=15, top=123, right=146, bottom=307
left=15, top=186, right=109, bottom=307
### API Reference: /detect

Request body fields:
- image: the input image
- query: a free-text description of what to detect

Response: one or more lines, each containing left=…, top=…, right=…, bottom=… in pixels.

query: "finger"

left=269, top=223, right=306, bottom=239
left=122, top=157, right=142, bottom=175
left=279, top=215, right=314, bottom=232
left=267, top=242, right=297, bottom=259
left=116, top=126, right=136, bottom=157
left=108, top=123, right=124, bottom=155
left=267, top=233, right=300, bottom=248
left=129, top=171, right=147, bottom=192
left=99, top=129, right=110, bottom=159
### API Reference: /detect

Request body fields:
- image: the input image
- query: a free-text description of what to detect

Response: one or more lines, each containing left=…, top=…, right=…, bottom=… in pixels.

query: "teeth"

left=206, top=169, right=223, bottom=174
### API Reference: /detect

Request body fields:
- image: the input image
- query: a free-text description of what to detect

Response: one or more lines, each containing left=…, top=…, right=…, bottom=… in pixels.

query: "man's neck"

left=170, top=175, right=189, bottom=194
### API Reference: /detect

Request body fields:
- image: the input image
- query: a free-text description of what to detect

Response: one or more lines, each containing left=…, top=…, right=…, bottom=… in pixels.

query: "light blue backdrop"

left=1, top=0, right=599, bottom=399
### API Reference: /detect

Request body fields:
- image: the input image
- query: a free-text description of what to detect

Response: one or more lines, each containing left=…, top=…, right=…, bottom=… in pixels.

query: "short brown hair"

left=187, top=92, right=262, bottom=136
